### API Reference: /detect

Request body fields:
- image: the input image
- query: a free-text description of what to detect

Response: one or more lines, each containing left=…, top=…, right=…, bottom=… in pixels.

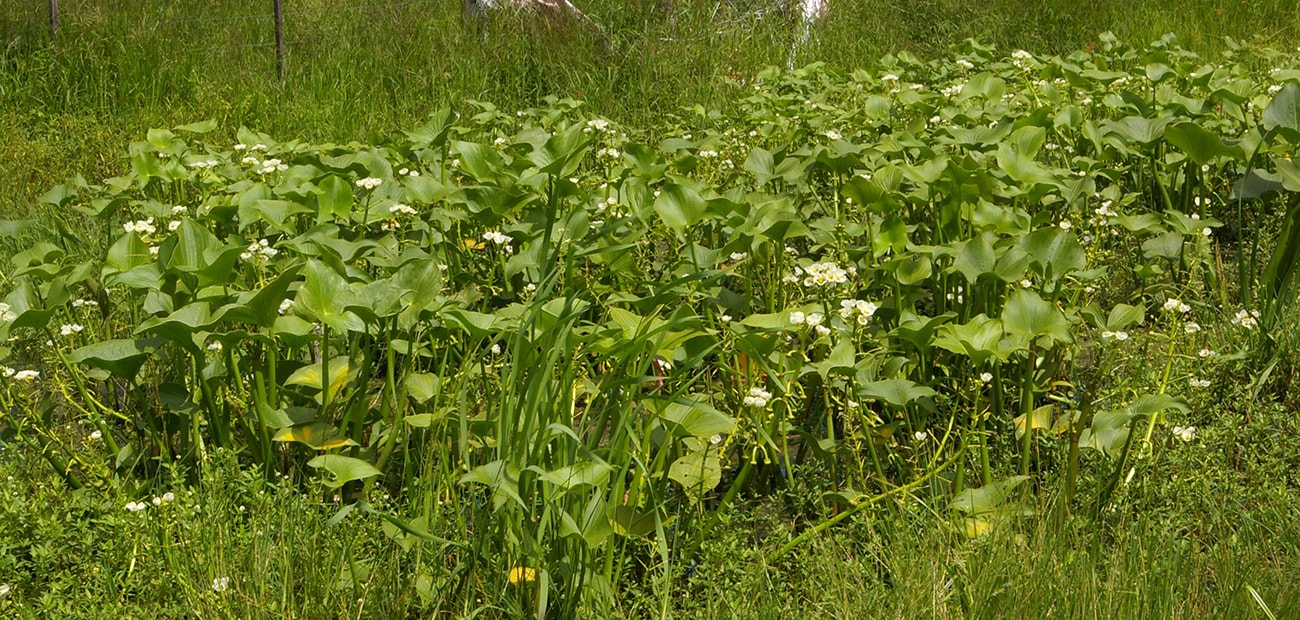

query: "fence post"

left=274, top=0, right=286, bottom=80
left=48, top=0, right=60, bottom=50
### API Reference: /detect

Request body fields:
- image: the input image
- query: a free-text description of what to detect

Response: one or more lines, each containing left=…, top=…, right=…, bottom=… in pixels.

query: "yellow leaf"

left=273, top=421, right=358, bottom=450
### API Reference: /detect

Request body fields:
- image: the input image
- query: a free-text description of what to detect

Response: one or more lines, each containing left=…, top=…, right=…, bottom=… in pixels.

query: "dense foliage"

left=2, top=35, right=1299, bottom=616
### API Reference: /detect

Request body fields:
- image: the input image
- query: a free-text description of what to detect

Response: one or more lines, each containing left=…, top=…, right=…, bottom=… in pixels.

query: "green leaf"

left=858, top=379, right=935, bottom=408
left=460, top=460, right=525, bottom=510
left=69, top=338, right=166, bottom=380
left=1079, top=394, right=1190, bottom=458
left=1165, top=122, right=1243, bottom=165
left=1105, top=304, right=1146, bottom=332
left=667, top=450, right=723, bottom=501
left=659, top=399, right=736, bottom=438
left=308, top=455, right=382, bottom=488
left=315, top=175, right=353, bottom=223
left=953, top=233, right=998, bottom=284
left=173, top=119, right=218, bottom=134
left=530, top=461, right=613, bottom=492
left=296, top=260, right=364, bottom=333
left=653, top=180, right=707, bottom=233
left=1002, top=289, right=1072, bottom=347
left=404, top=372, right=439, bottom=403
left=933, top=314, right=1010, bottom=365
left=1020, top=227, right=1086, bottom=282
left=951, top=475, right=1030, bottom=515
left=1141, top=231, right=1184, bottom=261
left=1262, top=83, right=1300, bottom=143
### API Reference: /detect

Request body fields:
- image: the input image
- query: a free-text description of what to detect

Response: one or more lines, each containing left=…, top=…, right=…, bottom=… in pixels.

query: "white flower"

left=240, top=238, right=278, bottom=262
left=824, top=130, right=842, bottom=141
left=729, top=252, right=749, bottom=261
left=1101, top=331, right=1129, bottom=341
left=1163, top=298, right=1191, bottom=313
left=1199, top=348, right=1216, bottom=358
left=839, top=299, right=879, bottom=322
left=206, top=341, right=223, bottom=352
left=490, top=344, right=502, bottom=355
left=278, top=299, right=294, bottom=315
left=789, top=311, right=806, bottom=326
left=743, top=386, right=772, bottom=408
left=814, top=325, right=831, bottom=336
left=12, top=370, right=39, bottom=381
left=1011, top=49, right=1033, bottom=60
left=482, top=231, right=513, bottom=245
left=1059, top=220, right=1072, bottom=230
left=881, top=73, right=899, bottom=82
left=89, top=430, right=102, bottom=440
left=355, top=177, right=383, bottom=190
left=162, top=492, right=175, bottom=502
left=1184, top=322, right=1201, bottom=334
left=800, top=261, right=849, bottom=287
left=242, top=156, right=260, bottom=165
left=171, top=205, right=188, bottom=215
left=956, top=59, right=974, bottom=70
left=1189, top=377, right=1211, bottom=388
left=234, top=143, right=247, bottom=151
left=719, top=314, right=732, bottom=323
left=586, top=119, right=610, bottom=132
left=805, top=313, right=823, bottom=328
left=913, top=431, right=928, bottom=441
left=1231, top=309, right=1260, bottom=330
left=168, top=220, right=182, bottom=232
left=125, top=501, right=148, bottom=512
left=1202, top=227, right=1212, bottom=237
left=0, top=302, right=15, bottom=322
left=212, top=577, right=230, bottom=593
left=257, top=158, right=287, bottom=174
left=123, top=218, right=157, bottom=235
left=389, top=203, right=417, bottom=216
left=979, top=372, right=994, bottom=383
left=1172, top=425, right=1197, bottom=442
left=60, top=324, right=85, bottom=336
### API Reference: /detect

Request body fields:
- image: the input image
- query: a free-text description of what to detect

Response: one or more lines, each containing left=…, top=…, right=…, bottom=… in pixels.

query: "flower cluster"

left=482, top=231, right=513, bottom=246
left=355, top=177, right=382, bottom=190
left=790, top=311, right=830, bottom=336
left=1162, top=298, right=1192, bottom=314
left=240, top=239, right=278, bottom=262
left=389, top=203, right=417, bottom=216
left=1172, top=425, right=1197, bottom=442
left=1010, top=49, right=1034, bottom=70
left=124, top=218, right=157, bottom=235
left=256, top=158, right=288, bottom=174
left=743, top=386, right=772, bottom=408
left=60, top=324, right=85, bottom=336
left=838, top=299, right=879, bottom=325
left=793, top=261, right=849, bottom=287
left=1231, top=309, right=1260, bottom=330
left=1101, top=330, right=1130, bottom=341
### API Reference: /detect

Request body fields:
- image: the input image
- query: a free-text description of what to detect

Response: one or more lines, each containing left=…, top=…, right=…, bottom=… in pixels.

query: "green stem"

left=769, top=447, right=965, bottom=561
